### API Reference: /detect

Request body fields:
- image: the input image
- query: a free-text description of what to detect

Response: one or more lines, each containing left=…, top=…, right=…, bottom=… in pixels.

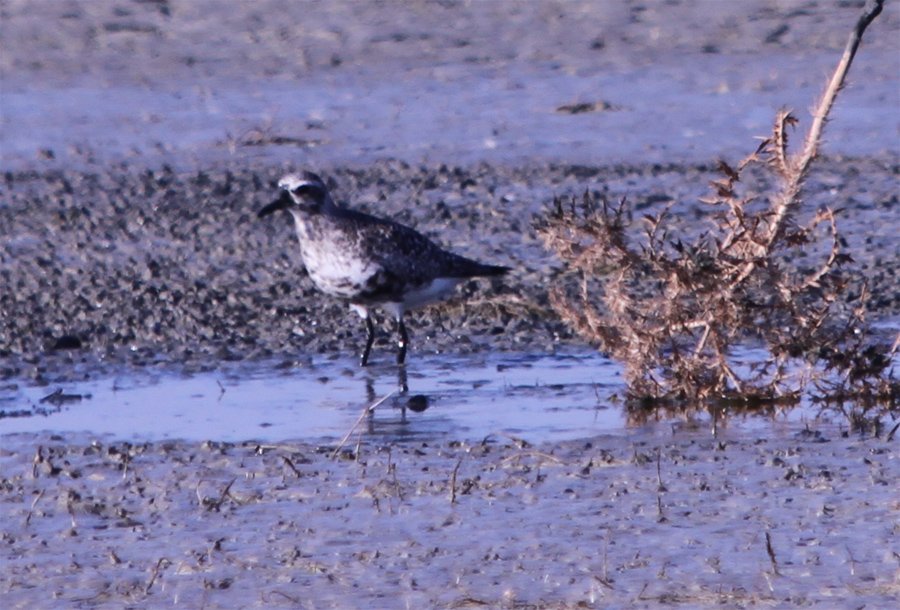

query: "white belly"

left=300, top=242, right=377, bottom=298
left=306, top=252, right=377, bottom=297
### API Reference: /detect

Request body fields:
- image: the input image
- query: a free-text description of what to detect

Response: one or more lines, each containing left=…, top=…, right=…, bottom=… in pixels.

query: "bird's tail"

left=470, top=262, right=510, bottom=277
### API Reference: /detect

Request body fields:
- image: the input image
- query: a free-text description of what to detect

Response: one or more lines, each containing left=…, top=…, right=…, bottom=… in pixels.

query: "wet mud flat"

left=1, top=426, right=898, bottom=609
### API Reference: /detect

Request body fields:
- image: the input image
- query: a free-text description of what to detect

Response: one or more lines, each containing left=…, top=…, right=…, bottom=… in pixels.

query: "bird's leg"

left=360, top=316, right=375, bottom=366
left=397, top=317, right=409, bottom=365
left=397, top=366, right=408, bottom=394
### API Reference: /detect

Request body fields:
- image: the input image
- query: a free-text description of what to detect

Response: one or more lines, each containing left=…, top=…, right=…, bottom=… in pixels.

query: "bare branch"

left=796, top=0, right=884, bottom=178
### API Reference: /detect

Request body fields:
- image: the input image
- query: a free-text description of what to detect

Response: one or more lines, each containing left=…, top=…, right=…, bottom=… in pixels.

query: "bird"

left=257, top=171, right=509, bottom=366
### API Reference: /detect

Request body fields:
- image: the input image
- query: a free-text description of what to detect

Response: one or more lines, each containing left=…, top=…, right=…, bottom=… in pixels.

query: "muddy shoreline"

left=2, top=425, right=898, bottom=609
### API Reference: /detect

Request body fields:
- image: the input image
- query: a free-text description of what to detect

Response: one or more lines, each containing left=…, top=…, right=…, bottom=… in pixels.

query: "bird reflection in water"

left=363, top=365, right=430, bottom=432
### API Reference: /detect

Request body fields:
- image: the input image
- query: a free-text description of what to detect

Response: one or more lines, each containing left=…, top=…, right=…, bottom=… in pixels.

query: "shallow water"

left=0, top=349, right=841, bottom=445
left=0, top=352, right=620, bottom=443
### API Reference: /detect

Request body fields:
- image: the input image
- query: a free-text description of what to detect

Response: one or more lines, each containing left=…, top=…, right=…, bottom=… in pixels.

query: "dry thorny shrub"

left=536, top=0, right=898, bottom=412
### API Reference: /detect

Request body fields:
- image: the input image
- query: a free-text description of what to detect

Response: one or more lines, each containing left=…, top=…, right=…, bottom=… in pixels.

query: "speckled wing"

left=359, top=214, right=508, bottom=286
left=336, top=209, right=507, bottom=296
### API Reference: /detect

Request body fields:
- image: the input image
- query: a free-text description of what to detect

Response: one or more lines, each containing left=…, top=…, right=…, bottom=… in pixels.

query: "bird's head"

left=258, top=171, right=333, bottom=218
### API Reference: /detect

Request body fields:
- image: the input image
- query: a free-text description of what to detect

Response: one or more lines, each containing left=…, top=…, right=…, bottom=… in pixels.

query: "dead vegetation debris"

left=537, top=0, right=898, bottom=409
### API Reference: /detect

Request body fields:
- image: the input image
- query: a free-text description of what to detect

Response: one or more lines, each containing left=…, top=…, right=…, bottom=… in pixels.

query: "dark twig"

left=39, top=389, right=85, bottom=405
left=264, top=590, right=301, bottom=604
left=146, top=557, right=171, bottom=594
left=656, top=448, right=666, bottom=492
left=281, top=456, right=301, bottom=477
left=656, top=495, right=667, bottom=523
left=32, top=446, right=42, bottom=478
left=885, top=422, right=899, bottom=443
left=450, top=458, right=463, bottom=504
left=25, top=489, right=45, bottom=526
left=207, top=477, right=237, bottom=512
left=765, top=531, right=780, bottom=576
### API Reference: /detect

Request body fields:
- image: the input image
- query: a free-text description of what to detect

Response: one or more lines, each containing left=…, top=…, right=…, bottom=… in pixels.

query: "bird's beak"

left=257, top=190, right=293, bottom=218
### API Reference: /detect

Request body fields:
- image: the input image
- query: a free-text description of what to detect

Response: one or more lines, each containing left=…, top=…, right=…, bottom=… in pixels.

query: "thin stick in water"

left=331, top=387, right=400, bottom=460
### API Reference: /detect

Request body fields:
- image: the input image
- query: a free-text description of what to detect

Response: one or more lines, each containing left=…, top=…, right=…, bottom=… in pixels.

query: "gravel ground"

left=1, top=158, right=898, bottom=385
